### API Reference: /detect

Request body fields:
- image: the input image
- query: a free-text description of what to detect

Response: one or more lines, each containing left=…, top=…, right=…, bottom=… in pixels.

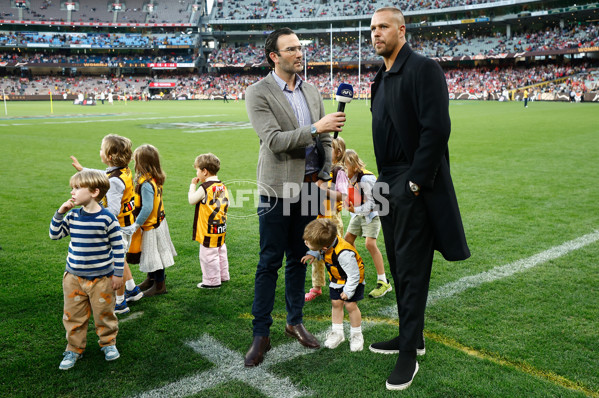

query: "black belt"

left=303, top=171, right=319, bottom=183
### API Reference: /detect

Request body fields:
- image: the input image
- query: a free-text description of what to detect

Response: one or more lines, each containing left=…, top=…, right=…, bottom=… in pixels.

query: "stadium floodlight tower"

left=195, top=0, right=213, bottom=73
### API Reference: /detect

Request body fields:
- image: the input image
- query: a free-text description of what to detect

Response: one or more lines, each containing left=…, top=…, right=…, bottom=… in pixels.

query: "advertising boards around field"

left=148, top=63, right=178, bottom=69
left=149, top=82, right=177, bottom=88
left=584, top=91, right=599, bottom=102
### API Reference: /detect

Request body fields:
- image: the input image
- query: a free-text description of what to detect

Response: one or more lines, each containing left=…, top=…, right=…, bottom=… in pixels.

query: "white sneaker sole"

left=105, top=353, right=120, bottom=361
left=369, top=346, right=398, bottom=354
left=59, top=361, right=76, bottom=370
left=324, top=338, right=345, bottom=349
left=386, top=362, right=419, bottom=391
left=126, top=292, right=143, bottom=302
left=350, top=344, right=364, bottom=352
left=368, top=347, right=425, bottom=355
left=59, top=353, right=82, bottom=370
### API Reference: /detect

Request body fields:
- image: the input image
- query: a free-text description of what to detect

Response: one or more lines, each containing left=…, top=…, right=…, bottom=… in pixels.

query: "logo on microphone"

left=340, top=89, right=353, bottom=97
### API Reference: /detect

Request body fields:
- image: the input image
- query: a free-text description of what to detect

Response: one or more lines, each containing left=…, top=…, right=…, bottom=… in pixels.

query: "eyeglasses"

left=275, top=45, right=304, bottom=55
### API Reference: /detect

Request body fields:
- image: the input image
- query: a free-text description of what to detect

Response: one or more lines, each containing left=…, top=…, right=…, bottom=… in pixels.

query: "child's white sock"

left=350, top=325, right=362, bottom=336
left=125, top=279, right=136, bottom=291
left=116, top=295, right=125, bottom=304
left=377, top=274, right=387, bottom=283
left=332, top=323, right=344, bottom=335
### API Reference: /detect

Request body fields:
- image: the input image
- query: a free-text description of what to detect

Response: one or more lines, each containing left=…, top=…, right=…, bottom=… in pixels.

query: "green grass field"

left=1, top=99, right=598, bottom=398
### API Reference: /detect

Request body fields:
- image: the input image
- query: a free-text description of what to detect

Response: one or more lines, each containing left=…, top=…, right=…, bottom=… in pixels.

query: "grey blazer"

left=246, top=73, right=332, bottom=198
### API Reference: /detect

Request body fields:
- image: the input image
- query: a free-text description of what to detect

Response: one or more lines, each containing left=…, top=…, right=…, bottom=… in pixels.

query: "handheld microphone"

left=334, top=83, right=353, bottom=138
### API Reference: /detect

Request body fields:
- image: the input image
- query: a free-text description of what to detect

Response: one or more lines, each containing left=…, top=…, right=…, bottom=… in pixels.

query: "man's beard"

left=375, top=44, right=393, bottom=58
left=282, top=60, right=303, bottom=75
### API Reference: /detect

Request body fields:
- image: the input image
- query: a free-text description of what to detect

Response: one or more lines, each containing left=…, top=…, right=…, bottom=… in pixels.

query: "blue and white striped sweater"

left=49, top=207, right=124, bottom=278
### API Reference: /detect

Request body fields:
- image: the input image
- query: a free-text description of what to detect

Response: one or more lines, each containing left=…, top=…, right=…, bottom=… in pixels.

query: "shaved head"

left=371, top=6, right=407, bottom=66
left=374, top=7, right=405, bottom=28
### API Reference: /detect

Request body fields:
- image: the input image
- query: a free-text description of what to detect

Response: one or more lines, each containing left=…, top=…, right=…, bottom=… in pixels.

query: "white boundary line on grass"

left=119, top=311, right=144, bottom=324
left=133, top=324, right=372, bottom=398
left=0, top=114, right=226, bottom=127
left=380, top=230, right=599, bottom=317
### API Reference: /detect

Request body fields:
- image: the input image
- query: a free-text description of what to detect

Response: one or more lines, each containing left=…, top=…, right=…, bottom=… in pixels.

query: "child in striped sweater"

left=49, top=169, right=124, bottom=370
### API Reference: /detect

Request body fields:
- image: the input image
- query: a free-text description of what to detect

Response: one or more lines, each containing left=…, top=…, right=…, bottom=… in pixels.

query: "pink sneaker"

left=305, top=288, right=322, bottom=302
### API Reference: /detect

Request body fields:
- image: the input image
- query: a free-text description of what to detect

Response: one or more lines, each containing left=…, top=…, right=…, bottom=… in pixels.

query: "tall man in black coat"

left=368, top=7, right=471, bottom=391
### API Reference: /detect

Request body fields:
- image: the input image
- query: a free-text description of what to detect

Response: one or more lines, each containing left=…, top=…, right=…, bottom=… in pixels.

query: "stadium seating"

left=203, top=21, right=598, bottom=64
left=6, top=0, right=193, bottom=24
left=0, top=31, right=198, bottom=49
left=211, top=0, right=510, bottom=21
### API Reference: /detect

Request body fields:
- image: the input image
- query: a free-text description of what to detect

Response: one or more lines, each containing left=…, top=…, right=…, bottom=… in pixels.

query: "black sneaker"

left=369, top=333, right=425, bottom=356
left=369, top=335, right=400, bottom=354
left=386, top=353, right=419, bottom=391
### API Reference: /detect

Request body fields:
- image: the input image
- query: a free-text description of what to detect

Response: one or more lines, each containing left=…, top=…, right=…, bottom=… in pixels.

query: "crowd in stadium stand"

left=212, top=0, right=504, bottom=20
left=2, top=66, right=596, bottom=100
left=2, top=22, right=596, bottom=66
left=445, top=64, right=594, bottom=95
left=205, top=22, right=598, bottom=65
left=3, top=0, right=198, bottom=24
left=415, top=23, right=598, bottom=57
left=0, top=52, right=194, bottom=64
left=0, top=32, right=196, bottom=47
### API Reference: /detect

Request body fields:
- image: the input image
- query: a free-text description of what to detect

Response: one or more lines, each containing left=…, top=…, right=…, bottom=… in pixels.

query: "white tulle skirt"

left=139, top=218, right=177, bottom=273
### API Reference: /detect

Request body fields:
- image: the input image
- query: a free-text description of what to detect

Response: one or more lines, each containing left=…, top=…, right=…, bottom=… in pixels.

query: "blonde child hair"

left=332, top=137, right=346, bottom=166
left=133, top=144, right=166, bottom=186
left=194, top=153, right=221, bottom=176
left=342, top=149, right=366, bottom=172
left=303, top=218, right=338, bottom=249
left=101, top=134, right=132, bottom=168
left=70, top=169, right=110, bottom=201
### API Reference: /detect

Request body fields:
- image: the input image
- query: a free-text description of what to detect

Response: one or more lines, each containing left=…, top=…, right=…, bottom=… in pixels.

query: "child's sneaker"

left=197, top=283, right=221, bottom=289
left=350, top=333, right=364, bottom=352
left=369, top=280, right=392, bottom=298
left=304, top=288, right=322, bottom=302
left=114, top=300, right=130, bottom=315
left=324, top=330, right=345, bottom=349
left=59, top=351, right=82, bottom=370
left=101, top=345, right=120, bottom=361
left=125, top=285, right=143, bottom=302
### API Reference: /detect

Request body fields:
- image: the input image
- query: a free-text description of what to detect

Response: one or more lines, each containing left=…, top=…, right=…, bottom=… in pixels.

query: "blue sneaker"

left=101, top=345, right=120, bottom=361
left=59, top=351, right=82, bottom=370
left=114, top=300, right=130, bottom=315
left=125, top=285, right=143, bottom=302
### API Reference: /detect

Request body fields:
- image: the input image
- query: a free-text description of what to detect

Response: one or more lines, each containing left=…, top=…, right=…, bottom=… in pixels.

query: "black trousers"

left=379, top=172, right=434, bottom=351
left=251, top=190, right=316, bottom=336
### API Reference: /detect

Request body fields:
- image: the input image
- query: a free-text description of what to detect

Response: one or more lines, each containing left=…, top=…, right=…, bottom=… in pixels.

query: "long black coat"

left=371, top=43, right=470, bottom=261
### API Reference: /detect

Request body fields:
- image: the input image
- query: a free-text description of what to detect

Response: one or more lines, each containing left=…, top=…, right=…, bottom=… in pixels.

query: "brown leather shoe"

left=244, top=336, right=271, bottom=367
left=284, top=324, right=320, bottom=348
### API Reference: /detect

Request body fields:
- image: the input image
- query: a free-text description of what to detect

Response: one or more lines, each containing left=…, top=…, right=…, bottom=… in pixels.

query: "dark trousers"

left=251, top=193, right=316, bottom=336
left=379, top=172, right=434, bottom=351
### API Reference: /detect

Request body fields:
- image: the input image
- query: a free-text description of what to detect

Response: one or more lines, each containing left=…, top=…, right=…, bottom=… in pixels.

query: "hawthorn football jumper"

left=101, top=166, right=135, bottom=227
left=324, top=236, right=365, bottom=287
left=192, top=180, right=229, bottom=248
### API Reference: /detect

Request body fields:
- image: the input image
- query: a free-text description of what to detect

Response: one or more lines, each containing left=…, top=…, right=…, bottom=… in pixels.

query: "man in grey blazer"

left=244, top=27, right=346, bottom=367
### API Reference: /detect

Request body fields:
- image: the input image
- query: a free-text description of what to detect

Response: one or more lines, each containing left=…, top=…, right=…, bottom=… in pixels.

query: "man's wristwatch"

left=310, top=124, right=318, bottom=138
left=409, top=181, right=420, bottom=196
